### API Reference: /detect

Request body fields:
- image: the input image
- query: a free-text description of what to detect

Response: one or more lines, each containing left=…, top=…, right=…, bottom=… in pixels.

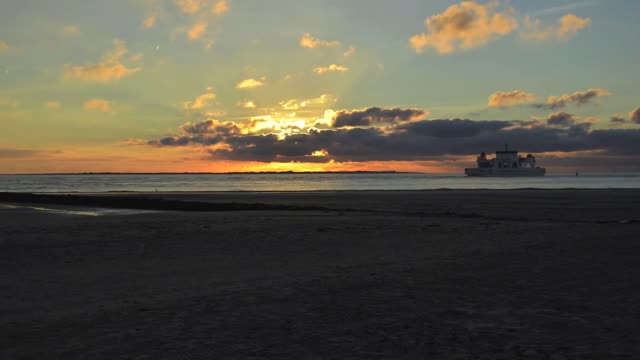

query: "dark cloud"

left=398, top=118, right=512, bottom=137
left=180, top=119, right=241, bottom=136
left=213, top=129, right=387, bottom=162
left=630, top=108, right=640, bottom=124
left=610, top=114, right=626, bottom=124
left=149, top=135, right=224, bottom=146
left=567, top=122, right=592, bottom=136
left=588, top=129, right=640, bottom=155
left=546, top=112, right=576, bottom=127
left=332, top=107, right=425, bottom=127
left=512, top=119, right=543, bottom=127
left=538, top=153, right=640, bottom=172
left=147, top=119, right=241, bottom=146
left=145, top=118, right=640, bottom=170
left=209, top=121, right=640, bottom=162
left=0, top=148, right=40, bottom=158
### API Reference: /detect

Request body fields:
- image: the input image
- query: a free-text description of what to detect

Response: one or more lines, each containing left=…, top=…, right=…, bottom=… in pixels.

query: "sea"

left=1, top=173, right=639, bottom=193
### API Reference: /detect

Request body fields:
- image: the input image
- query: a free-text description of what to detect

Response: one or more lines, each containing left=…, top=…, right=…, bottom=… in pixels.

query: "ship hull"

left=464, top=168, right=546, bottom=177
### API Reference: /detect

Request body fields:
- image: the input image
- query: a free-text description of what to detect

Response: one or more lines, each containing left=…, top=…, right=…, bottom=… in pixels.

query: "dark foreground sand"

left=1, top=190, right=639, bottom=359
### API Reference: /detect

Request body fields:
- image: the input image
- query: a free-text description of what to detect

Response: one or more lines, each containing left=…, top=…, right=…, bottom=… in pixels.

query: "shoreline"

left=0, top=192, right=332, bottom=212
left=3, top=189, right=640, bottom=223
left=4, top=187, right=640, bottom=195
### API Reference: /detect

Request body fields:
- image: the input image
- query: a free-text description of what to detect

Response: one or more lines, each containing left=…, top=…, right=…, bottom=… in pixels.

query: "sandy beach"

left=1, top=190, right=639, bottom=359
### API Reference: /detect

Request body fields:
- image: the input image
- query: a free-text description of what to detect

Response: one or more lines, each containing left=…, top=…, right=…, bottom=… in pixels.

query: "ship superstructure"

left=464, top=145, right=546, bottom=177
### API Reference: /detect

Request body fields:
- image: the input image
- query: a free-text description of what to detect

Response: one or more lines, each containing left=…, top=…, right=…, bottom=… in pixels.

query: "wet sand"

left=1, top=190, right=639, bottom=359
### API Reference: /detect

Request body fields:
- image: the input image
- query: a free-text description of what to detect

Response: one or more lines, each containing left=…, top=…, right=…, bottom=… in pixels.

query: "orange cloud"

left=83, top=99, right=111, bottom=112
left=238, top=100, right=256, bottom=109
left=410, top=0, right=518, bottom=54
left=236, top=78, right=265, bottom=89
left=309, top=149, right=329, bottom=157
left=522, top=13, right=591, bottom=41
left=188, top=21, right=208, bottom=40
left=546, top=88, right=610, bottom=109
left=45, top=101, right=61, bottom=109
left=300, top=33, right=341, bottom=48
left=313, top=64, right=349, bottom=74
left=0, top=98, right=17, bottom=107
left=184, top=92, right=217, bottom=109
left=212, top=0, right=229, bottom=15
left=175, top=0, right=205, bottom=14
left=630, top=108, right=640, bottom=124
left=143, top=14, right=157, bottom=29
left=64, top=39, right=141, bottom=82
left=62, top=25, right=80, bottom=36
left=343, top=46, right=356, bottom=57
left=0, top=41, right=9, bottom=52
left=488, top=90, right=537, bottom=107
left=130, top=52, right=144, bottom=62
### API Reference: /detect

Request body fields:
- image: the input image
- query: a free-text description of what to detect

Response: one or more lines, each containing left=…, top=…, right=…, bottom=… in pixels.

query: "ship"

left=464, top=145, right=546, bottom=177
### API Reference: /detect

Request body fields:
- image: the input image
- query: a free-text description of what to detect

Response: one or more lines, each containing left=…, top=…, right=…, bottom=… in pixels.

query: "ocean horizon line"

left=1, top=171, right=639, bottom=176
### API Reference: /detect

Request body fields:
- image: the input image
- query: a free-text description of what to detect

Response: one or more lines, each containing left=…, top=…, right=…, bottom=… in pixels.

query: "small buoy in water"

left=576, top=171, right=579, bottom=176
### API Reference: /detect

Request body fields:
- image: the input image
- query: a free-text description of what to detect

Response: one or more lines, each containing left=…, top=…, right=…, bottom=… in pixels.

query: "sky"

left=0, top=0, right=639, bottom=173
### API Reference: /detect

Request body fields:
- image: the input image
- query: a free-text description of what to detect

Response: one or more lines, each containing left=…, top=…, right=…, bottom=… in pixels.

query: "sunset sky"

left=1, top=0, right=639, bottom=173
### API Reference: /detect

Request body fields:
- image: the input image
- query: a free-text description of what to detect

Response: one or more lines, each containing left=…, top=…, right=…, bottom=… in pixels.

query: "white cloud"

left=280, top=94, right=337, bottom=110
left=236, top=78, right=265, bottom=89
left=313, top=64, right=349, bottom=74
